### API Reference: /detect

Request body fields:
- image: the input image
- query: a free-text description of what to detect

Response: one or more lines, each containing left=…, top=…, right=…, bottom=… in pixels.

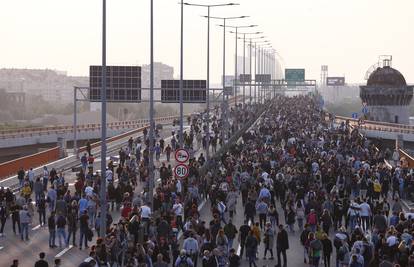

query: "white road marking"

left=55, top=245, right=73, bottom=258
left=0, top=246, right=4, bottom=250
left=32, top=224, right=41, bottom=230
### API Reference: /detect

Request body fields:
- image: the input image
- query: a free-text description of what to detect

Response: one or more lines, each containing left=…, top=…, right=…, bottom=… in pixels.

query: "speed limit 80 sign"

left=174, top=163, right=189, bottom=179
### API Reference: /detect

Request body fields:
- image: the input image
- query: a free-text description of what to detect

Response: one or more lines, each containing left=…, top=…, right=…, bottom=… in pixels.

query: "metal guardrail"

left=0, top=115, right=181, bottom=139
left=0, top=96, right=243, bottom=139
left=334, top=115, right=414, bottom=134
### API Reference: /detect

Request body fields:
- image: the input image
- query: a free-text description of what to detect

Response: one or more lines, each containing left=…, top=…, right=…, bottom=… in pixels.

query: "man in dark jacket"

left=276, top=224, right=289, bottom=267
left=34, top=252, right=49, bottom=267
left=244, top=199, right=256, bottom=224
left=238, top=220, right=251, bottom=259
left=48, top=212, right=56, bottom=248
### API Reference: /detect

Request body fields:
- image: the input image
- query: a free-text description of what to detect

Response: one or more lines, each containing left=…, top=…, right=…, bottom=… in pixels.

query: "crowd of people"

left=0, top=99, right=261, bottom=266
left=4, top=93, right=414, bottom=267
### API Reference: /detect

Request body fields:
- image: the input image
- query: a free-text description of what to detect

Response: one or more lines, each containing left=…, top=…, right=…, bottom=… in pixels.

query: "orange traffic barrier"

left=0, top=147, right=60, bottom=180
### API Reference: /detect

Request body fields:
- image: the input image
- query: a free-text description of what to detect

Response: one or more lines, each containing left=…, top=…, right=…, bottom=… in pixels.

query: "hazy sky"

left=1, top=0, right=413, bottom=84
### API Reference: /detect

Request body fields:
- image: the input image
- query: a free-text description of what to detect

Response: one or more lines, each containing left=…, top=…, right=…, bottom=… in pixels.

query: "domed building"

left=360, top=60, right=413, bottom=124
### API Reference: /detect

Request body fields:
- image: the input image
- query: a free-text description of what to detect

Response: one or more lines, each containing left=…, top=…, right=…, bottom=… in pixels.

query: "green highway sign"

left=285, top=69, right=305, bottom=82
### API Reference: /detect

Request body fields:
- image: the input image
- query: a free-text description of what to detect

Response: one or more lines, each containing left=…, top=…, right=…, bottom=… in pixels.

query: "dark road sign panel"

left=326, top=77, right=345, bottom=86
left=224, top=86, right=234, bottom=96
left=89, top=66, right=141, bottom=102
left=161, top=80, right=207, bottom=103
left=239, top=74, right=251, bottom=83
left=255, top=74, right=271, bottom=83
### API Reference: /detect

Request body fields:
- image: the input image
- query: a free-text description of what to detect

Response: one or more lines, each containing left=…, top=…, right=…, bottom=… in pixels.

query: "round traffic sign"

left=174, top=164, right=189, bottom=179
left=175, top=149, right=190, bottom=163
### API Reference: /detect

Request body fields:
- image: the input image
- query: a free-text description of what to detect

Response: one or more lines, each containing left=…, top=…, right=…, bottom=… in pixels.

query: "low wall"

left=0, top=147, right=60, bottom=179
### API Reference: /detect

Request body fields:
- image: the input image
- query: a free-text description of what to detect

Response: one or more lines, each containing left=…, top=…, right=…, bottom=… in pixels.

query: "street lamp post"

left=148, top=0, right=155, bottom=209
left=209, top=15, right=248, bottom=144
left=99, top=0, right=107, bottom=238
left=223, top=25, right=256, bottom=106
left=184, top=2, right=236, bottom=161
left=233, top=33, right=263, bottom=105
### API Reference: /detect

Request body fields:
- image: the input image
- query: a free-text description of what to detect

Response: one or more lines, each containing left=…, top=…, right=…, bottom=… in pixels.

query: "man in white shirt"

left=140, top=203, right=152, bottom=222
left=359, top=200, right=371, bottom=232
left=172, top=199, right=183, bottom=230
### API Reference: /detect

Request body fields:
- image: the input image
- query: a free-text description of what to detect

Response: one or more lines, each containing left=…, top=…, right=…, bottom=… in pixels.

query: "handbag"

left=87, top=228, right=94, bottom=241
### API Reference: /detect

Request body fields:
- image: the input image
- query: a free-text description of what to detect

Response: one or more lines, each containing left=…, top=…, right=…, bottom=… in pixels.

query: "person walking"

left=256, top=199, right=268, bottom=229
left=10, top=202, right=21, bottom=235
left=56, top=214, right=68, bottom=248
left=263, top=222, right=274, bottom=260
left=321, top=233, right=333, bottom=267
left=38, top=194, right=47, bottom=227
left=79, top=210, right=89, bottom=250
left=245, top=231, right=258, bottom=267
left=183, top=232, right=199, bottom=267
left=67, top=202, right=78, bottom=247
left=0, top=201, right=8, bottom=236
left=268, top=205, right=279, bottom=230
left=19, top=205, right=31, bottom=241
left=238, top=220, right=251, bottom=259
left=224, top=219, right=238, bottom=251
left=309, top=232, right=323, bottom=267
left=48, top=211, right=56, bottom=248
left=276, top=224, right=289, bottom=267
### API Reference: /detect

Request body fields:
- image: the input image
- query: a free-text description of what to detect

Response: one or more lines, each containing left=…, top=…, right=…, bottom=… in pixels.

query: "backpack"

left=308, top=213, right=317, bottom=225
left=362, top=243, right=372, bottom=263
left=300, top=230, right=309, bottom=245
left=337, top=246, right=346, bottom=261
left=350, top=261, right=362, bottom=267
left=177, top=256, right=189, bottom=267
left=311, top=239, right=322, bottom=251
left=333, top=236, right=342, bottom=250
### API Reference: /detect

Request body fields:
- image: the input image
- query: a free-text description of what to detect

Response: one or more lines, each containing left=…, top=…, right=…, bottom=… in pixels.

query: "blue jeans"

left=349, top=215, right=357, bottom=230
left=35, top=193, right=42, bottom=206
left=57, top=228, right=67, bottom=247
left=228, top=238, right=234, bottom=251
left=88, top=208, right=96, bottom=228
left=49, top=200, right=55, bottom=212
left=49, top=230, right=56, bottom=247
left=20, top=223, right=29, bottom=240
left=297, top=218, right=304, bottom=230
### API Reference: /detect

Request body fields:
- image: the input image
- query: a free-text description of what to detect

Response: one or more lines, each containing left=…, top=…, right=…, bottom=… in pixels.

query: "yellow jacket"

left=22, top=186, right=31, bottom=197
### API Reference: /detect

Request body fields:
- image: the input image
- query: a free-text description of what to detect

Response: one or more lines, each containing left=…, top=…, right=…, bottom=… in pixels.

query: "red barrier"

left=0, top=147, right=60, bottom=180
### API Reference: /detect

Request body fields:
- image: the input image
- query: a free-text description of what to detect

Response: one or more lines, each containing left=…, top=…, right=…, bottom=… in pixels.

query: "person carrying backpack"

left=307, top=209, right=318, bottom=232
left=174, top=250, right=194, bottom=267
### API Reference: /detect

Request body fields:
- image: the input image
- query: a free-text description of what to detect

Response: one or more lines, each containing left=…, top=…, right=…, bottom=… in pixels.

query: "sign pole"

left=243, top=33, right=246, bottom=105
left=206, top=6, right=210, bottom=161
left=73, top=87, right=78, bottom=159
left=99, top=0, right=107, bottom=239
left=179, top=0, right=184, bottom=149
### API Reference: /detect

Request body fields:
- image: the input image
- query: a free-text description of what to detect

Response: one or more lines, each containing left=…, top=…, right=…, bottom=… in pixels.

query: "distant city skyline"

left=0, top=0, right=413, bottom=85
